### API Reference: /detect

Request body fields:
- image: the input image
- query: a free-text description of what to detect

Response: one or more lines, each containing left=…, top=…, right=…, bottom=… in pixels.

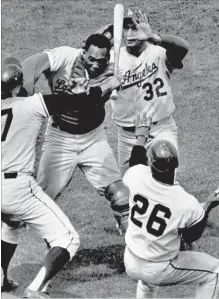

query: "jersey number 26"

left=131, top=194, right=172, bottom=237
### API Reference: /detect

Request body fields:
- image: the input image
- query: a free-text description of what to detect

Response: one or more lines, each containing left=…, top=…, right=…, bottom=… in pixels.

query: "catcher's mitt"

left=71, top=54, right=87, bottom=78
left=68, top=54, right=89, bottom=94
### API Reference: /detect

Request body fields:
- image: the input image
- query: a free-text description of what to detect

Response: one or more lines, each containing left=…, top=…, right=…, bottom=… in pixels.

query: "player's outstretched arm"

left=21, top=53, right=50, bottom=95
left=201, top=187, right=219, bottom=214
left=181, top=190, right=219, bottom=243
left=134, top=10, right=189, bottom=69
left=129, top=112, right=152, bottom=167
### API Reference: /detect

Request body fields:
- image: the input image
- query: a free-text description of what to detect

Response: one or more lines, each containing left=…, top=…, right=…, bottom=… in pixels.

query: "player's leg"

left=23, top=178, right=80, bottom=295
left=36, top=124, right=78, bottom=200
left=162, top=251, right=219, bottom=298
left=146, top=116, right=178, bottom=159
left=117, top=126, right=137, bottom=176
left=124, top=246, right=159, bottom=298
left=1, top=235, right=18, bottom=292
left=1, top=219, right=26, bottom=292
left=78, top=125, right=129, bottom=233
left=2, top=174, right=80, bottom=296
left=136, top=280, right=159, bottom=298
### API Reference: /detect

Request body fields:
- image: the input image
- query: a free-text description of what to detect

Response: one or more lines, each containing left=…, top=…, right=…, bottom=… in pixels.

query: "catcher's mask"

left=149, top=140, right=179, bottom=173
left=1, top=57, right=23, bottom=99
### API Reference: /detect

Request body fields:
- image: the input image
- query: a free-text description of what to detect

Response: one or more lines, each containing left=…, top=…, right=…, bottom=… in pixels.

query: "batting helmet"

left=149, top=140, right=179, bottom=173
left=1, top=57, right=23, bottom=99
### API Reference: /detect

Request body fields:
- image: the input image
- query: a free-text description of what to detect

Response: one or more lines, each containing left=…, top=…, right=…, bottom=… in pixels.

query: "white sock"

left=27, top=267, right=47, bottom=291
left=136, top=280, right=159, bottom=298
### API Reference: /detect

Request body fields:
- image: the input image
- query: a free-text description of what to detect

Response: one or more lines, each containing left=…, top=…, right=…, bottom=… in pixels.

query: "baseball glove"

left=71, top=54, right=86, bottom=78
left=68, top=54, right=89, bottom=94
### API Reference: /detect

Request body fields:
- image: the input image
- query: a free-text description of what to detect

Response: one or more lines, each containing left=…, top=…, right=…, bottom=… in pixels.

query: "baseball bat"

left=111, top=3, right=124, bottom=100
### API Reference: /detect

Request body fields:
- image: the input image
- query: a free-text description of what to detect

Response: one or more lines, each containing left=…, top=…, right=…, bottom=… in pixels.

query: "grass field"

left=1, top=0, right=219, bottom=298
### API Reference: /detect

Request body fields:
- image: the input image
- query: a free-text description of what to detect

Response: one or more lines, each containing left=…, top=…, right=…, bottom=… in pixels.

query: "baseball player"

left=96, top=9, right=189, bottom=176
left=1, top=57, right=120, bottom=297
left=122, top=113, right=219, bottom=298
left=19, top=33, right=129, bottom=235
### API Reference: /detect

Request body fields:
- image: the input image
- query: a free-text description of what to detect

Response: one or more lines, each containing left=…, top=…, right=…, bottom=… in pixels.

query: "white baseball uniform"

left=123, top=164, right=219, bottom=298
left=1, top=94, right=79, bottom=259
left=110, top=44, right=178, bottom=176
left=36, top=46, right=121, bottom=199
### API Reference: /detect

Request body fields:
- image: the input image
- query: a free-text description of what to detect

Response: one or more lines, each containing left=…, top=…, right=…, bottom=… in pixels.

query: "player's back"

left=1, top=93, right=49, bottom=174
left=123, top=164, right=204, bottom=262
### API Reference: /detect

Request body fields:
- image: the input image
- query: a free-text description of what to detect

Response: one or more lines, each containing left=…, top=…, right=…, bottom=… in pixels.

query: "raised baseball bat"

left=111, top=3, right=124, bottom=100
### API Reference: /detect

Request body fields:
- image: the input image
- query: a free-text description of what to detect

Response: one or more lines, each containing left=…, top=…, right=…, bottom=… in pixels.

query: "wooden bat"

left=111, top=3, right=124, bottom=100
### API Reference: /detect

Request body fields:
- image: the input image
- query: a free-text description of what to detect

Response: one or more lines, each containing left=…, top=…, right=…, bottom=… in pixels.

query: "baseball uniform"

left=1, top=94, right=79, bottom=259
left=110, top=44, right=178, bottom=176
left=123, top=164, right=219, bottom=298
left=35, top=46, right=121, bottom=199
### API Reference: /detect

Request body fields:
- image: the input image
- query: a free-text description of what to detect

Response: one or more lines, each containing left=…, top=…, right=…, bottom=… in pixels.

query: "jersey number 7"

left=131, top=194, right=172, bottom=237
left=1, top=108, right=13, bottom=142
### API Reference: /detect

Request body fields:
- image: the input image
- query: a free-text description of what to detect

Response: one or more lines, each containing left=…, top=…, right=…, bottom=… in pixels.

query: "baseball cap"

left=123, top=8, right=138, bottom=29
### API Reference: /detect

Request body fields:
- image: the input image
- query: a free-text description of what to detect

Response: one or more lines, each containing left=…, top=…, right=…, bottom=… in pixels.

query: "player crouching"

left=122, top=112, right=219, bottom=298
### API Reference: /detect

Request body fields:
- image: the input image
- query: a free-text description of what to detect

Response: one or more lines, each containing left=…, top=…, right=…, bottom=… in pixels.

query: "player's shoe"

left=1, top=278, right=19, bottom=292
left=23, top=288, right=50, bottom=298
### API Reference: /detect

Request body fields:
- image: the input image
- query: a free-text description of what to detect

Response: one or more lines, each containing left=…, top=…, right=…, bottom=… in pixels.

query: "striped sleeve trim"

left=38, top=92, right=49, bottom=117
left=186, top=209, right=205, bottom=228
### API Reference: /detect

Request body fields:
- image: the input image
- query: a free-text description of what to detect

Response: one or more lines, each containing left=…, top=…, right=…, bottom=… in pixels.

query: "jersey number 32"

left=131, top=194, right=172, bottom=237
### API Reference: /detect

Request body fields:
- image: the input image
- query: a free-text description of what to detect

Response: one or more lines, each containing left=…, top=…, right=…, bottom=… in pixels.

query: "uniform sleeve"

left=24, top=93, right=49, bottom=118
left=123, top=164, right=149, bottom=189
left=180, top=195, right=205, bottom=229
left=155, top=46, right=173, bottom=74
left=44, top=47, right=82, bottom=72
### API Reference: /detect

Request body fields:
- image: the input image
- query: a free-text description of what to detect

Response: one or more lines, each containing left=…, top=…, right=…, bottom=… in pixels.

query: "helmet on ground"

left=149, top=140, right=179, bottom=173
left=1, top=57, right=23, bottom=98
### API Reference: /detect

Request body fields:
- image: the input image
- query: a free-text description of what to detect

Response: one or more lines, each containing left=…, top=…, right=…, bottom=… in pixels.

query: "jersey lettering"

left=1, top=108, right=13, bottom=142
left=121, top=63, right=158, bottom=89
left=131, top=194, right=172, bottom=237
left=54, top=78, right=69, bottom=94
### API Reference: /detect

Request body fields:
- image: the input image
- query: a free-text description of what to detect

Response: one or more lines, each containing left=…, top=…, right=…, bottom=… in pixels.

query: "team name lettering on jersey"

left=122, top=63, right=158, bottom=89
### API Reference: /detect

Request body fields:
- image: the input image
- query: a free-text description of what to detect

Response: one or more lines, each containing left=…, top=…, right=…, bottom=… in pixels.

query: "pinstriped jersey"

left=110, top=44, right=175, bottom=126
left=1, top=93, right=49, bottom=173
left=123, top=164, right=205, bottom=262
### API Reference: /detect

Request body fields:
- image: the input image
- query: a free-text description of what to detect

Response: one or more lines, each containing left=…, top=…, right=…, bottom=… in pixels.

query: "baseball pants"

left=1, top=173, right=80, bottom=259
left=118, top=116, right=178, bottom=176
left=37, top=122, right=121, bottom=199
left=124, top=246, right=219, bottom=298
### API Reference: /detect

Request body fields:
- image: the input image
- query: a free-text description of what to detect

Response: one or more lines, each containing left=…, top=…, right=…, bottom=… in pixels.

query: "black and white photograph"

left=1, top=0, right=219, bottom=298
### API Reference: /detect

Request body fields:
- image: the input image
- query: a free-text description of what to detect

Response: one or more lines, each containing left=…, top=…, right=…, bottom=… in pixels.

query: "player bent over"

left=21, top=34, right=129, bottom=235
left=122, top=113, right=219, bottom=298
left=1, top=57, right=121, bottom=297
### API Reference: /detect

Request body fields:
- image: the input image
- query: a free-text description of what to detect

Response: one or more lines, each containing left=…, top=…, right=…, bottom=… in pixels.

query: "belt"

left=51, top=121, right=100, bottom=135
left=121, top=117, right=171, bottom=133
left=3, top=172, right=18, bottom=179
